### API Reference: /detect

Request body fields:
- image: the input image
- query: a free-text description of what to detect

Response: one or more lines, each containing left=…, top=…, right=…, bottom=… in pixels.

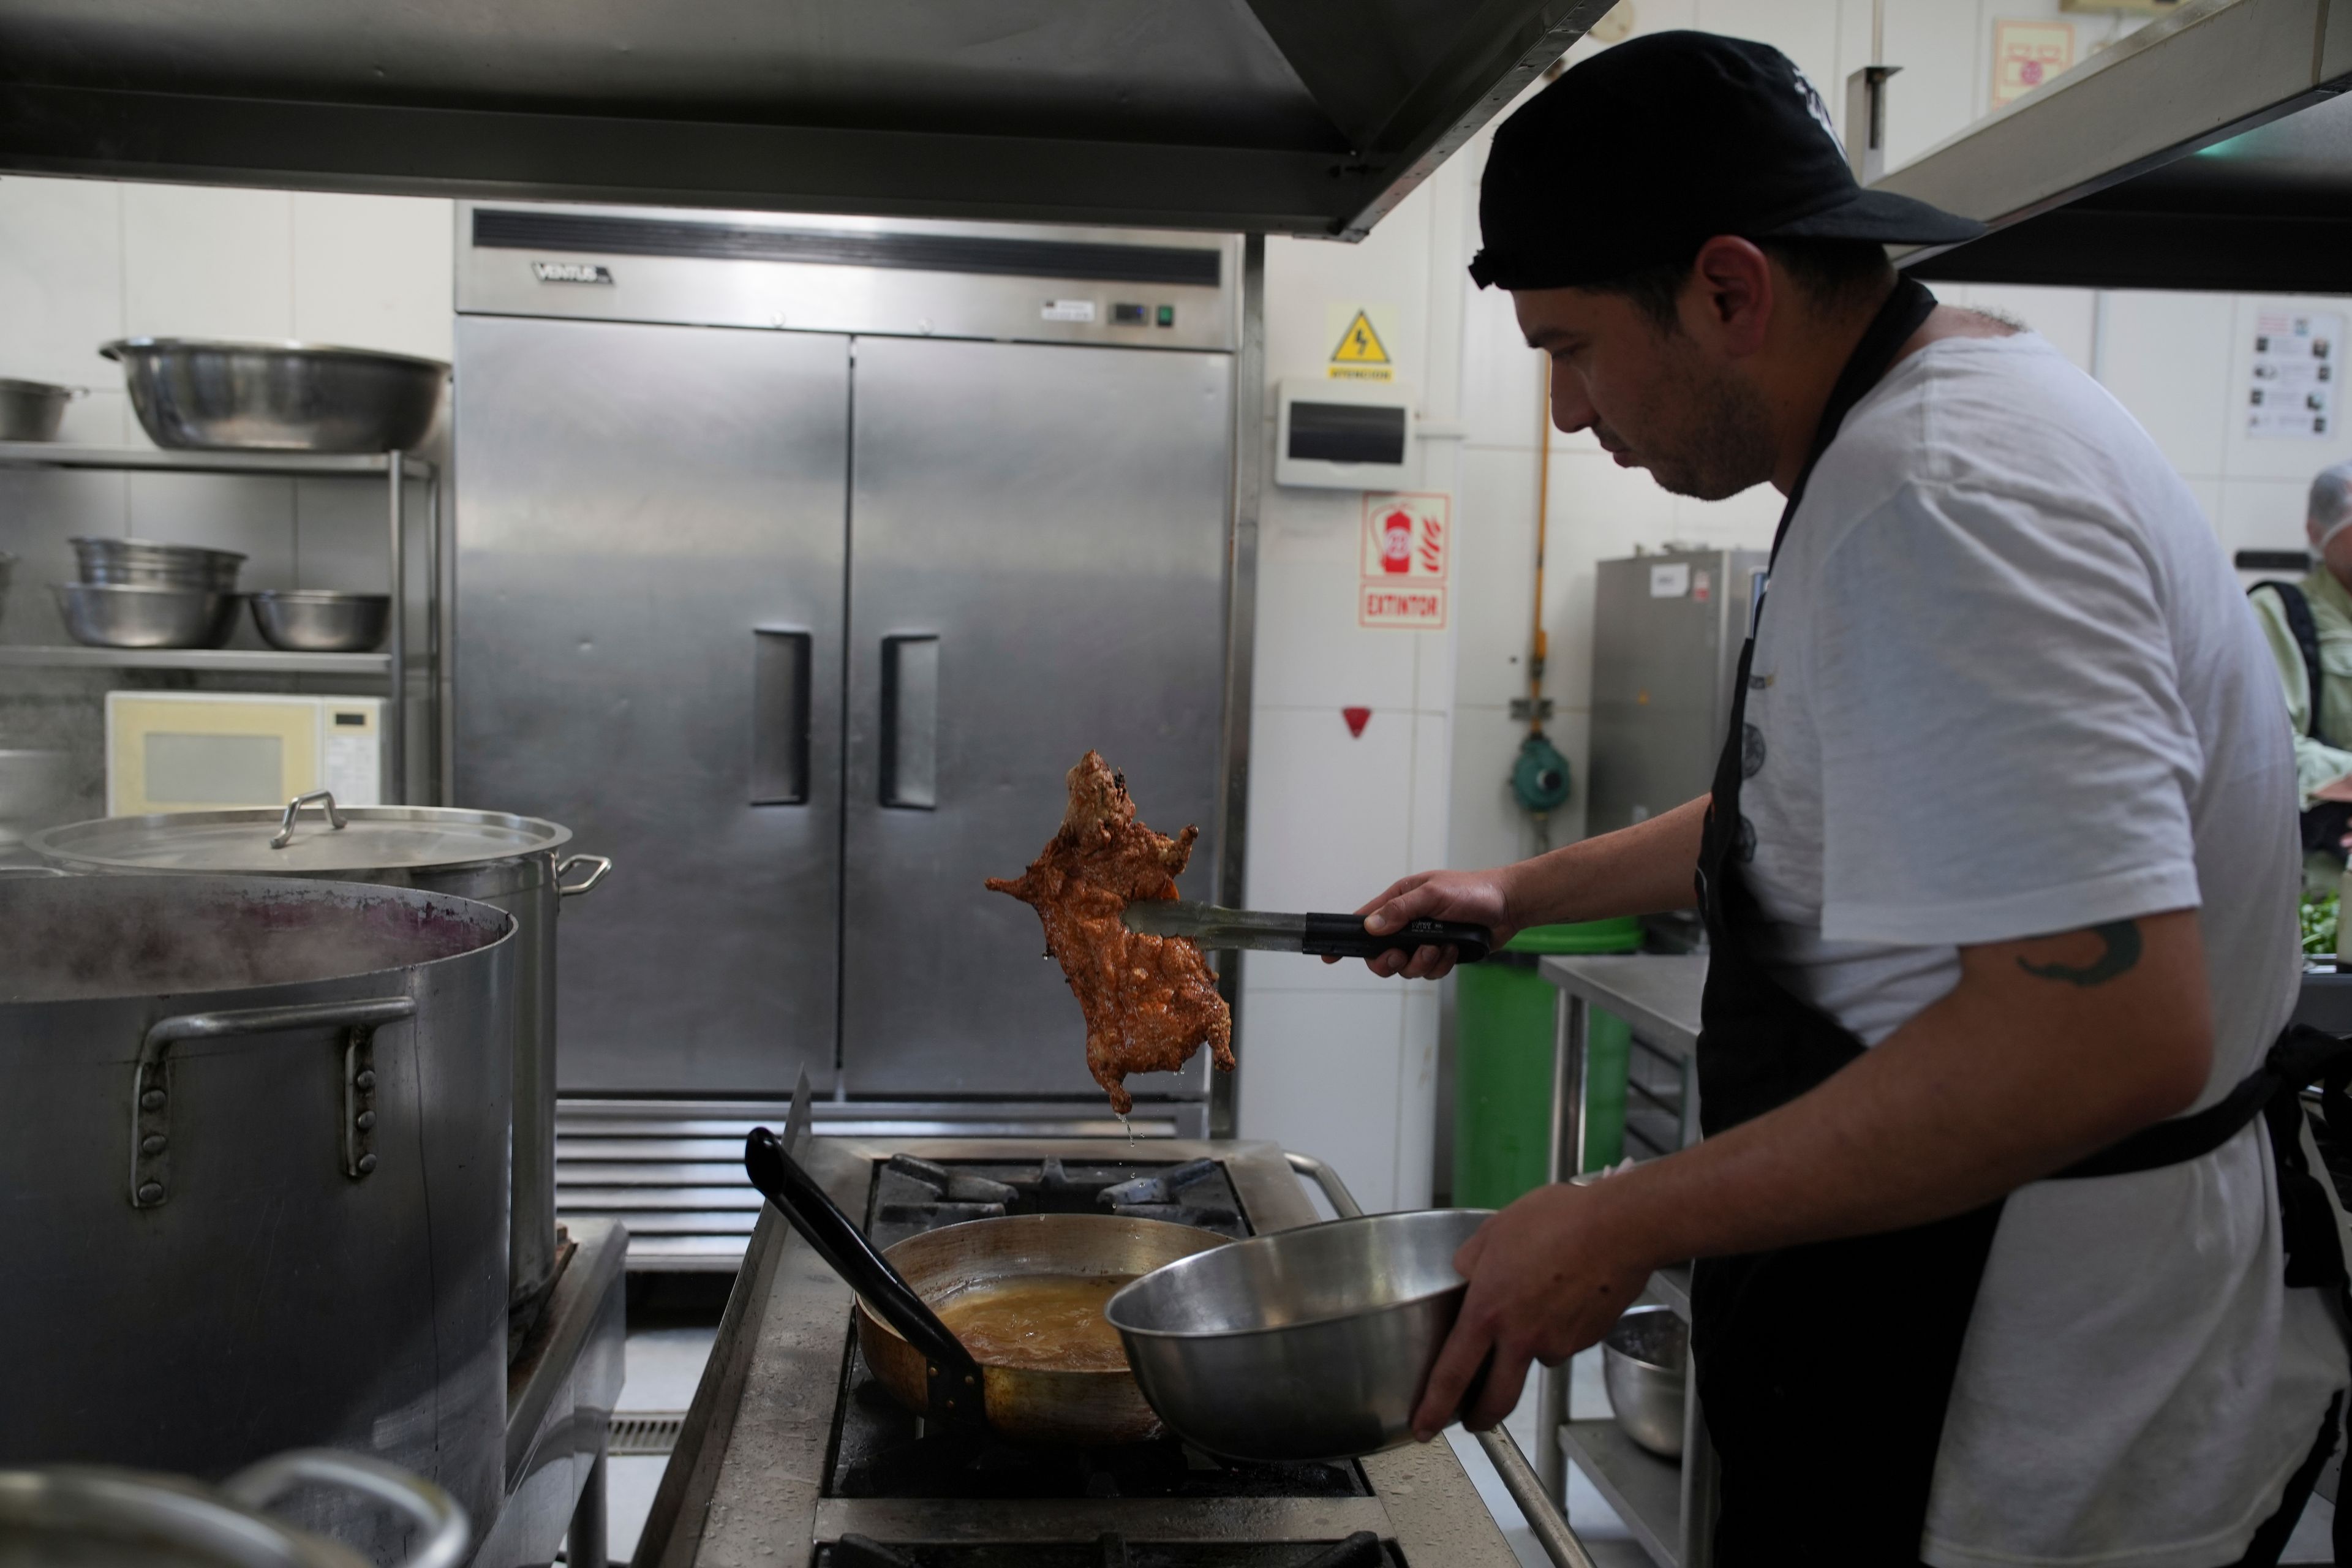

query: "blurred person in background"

left=2250, top=459, right=2352, bottom=891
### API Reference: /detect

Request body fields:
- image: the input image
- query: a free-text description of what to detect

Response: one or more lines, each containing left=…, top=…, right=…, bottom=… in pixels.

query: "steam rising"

left=2, top=875, right=510, bottom=1004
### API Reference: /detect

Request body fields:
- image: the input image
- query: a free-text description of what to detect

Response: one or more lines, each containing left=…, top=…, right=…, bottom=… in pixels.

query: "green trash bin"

left=1453, top=917, right=1642, bottom=1211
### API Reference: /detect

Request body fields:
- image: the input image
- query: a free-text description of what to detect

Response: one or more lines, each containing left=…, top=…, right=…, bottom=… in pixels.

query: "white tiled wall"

left=1238, top=164, right=1471, bottom=1212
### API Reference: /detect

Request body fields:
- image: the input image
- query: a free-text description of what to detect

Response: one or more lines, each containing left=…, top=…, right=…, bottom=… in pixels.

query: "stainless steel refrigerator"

left=453, top=205, right=1239, bottom=1129
left=1586, top=549, right=1768, bottom=837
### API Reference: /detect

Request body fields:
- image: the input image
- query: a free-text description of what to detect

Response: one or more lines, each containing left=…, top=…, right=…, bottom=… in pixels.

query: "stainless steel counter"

left=472, top=1216, right=629, bottom=1568
left=1537, top=954, right=1714, bottom=1568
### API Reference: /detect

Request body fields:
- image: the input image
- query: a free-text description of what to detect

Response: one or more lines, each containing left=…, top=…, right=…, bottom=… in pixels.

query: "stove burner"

left=863, top=1158, right=1250, bottom=1250
left=1098, top=1158, right=1222, bottom=1206
left=821, top=1529, right=1398, bottom=1567
left=884, top=1154, right=1020, bottom=1205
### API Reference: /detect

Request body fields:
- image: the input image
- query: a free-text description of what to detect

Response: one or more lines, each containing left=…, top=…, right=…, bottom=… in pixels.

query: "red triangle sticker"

left=1342, top=707, right=1371, bottom=738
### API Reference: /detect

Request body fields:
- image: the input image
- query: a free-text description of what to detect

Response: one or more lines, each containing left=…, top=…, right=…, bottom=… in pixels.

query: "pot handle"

left=223, top=1449, right=469, bottom=1568
left=742, top=1126, right=988, bottom=1428
left=131, top=996, right=417, bottom=1208
left=555, top=853, right=613, bottom=897
left=1284, top=1150, right=1365, bottom=1219
left=271, top=789, right=348, bottom=850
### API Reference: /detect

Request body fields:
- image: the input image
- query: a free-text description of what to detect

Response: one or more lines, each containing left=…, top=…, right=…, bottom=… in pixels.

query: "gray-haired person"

left=2250, top=459, right=2352, bottom=888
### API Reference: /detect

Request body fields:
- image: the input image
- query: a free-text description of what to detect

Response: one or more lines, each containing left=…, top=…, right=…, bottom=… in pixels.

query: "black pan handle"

left=742, top=1126, right=987, bottom=1427
left=1300, top=913, right=1493, bottom=965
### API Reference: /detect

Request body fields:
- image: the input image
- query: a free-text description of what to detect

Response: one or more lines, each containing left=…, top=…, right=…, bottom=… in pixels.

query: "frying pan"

left=742, top=1127, right=1226, bottom=1444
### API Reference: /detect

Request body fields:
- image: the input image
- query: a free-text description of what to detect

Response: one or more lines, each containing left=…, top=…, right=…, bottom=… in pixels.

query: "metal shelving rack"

left=0, top=442, right=441, bottom=804
left=1537, top=952, right=1717, bottom=1568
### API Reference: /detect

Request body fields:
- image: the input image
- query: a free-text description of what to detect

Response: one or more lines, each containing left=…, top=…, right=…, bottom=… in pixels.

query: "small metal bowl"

left=69, top=537, right=245, bottom=591
left=51, top=583, right=240, bottom=649
left=1602, top=1305, right=1687, bottom=1459
left=0, top=378, right=81, bottom=442
left=250, top=591, right=390, bottom=653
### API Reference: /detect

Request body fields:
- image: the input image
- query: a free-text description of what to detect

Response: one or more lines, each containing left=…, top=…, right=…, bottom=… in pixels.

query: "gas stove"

left=631, top=1139, right=1520, bottom=1568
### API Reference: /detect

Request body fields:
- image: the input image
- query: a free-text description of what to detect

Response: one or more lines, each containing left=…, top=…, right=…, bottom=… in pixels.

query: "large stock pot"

left=0, top=875, right=513, bottom=1564
left=31, top=793, right=608, bottom=1314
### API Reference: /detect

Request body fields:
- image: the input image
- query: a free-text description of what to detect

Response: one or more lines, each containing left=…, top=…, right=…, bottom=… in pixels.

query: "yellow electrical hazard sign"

left=1327, top=304, right=1397, bottom=382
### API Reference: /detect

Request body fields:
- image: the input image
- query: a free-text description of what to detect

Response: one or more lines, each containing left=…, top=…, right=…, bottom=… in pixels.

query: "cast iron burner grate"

left=864, top=1156, right=1250, bottom=1250
left=817, top=1531, right=1400, bottom=1566
left=828, top=1155, right=1363, bottom=1504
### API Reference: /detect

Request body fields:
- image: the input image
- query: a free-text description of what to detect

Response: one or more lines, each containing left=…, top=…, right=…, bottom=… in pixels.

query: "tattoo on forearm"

left=2016, top=921, right=2143, bottom=987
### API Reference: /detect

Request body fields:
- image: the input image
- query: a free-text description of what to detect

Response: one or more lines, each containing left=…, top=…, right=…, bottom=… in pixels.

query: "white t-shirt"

left=1740, top=331, right=2347, bottom=1568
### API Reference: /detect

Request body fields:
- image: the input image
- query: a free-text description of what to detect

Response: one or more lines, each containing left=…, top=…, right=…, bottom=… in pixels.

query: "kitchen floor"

left=595, top=1292, right=2337, bottom=1568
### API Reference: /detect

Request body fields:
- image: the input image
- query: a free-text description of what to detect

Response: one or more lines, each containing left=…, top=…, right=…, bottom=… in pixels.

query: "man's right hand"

left=2315, top=772, right=2352, bottom=805
left=1344, top=868, right=1519, bottom=979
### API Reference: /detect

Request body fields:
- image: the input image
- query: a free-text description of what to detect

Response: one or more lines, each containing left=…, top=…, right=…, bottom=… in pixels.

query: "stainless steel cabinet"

left=1587, top=550, right=1766, bottom=839
left=840, top=337, right=1231, bottom=1097
left=454, top=324, right=1234, bottom=1104
left=454, top=317, right=850, bottom=1094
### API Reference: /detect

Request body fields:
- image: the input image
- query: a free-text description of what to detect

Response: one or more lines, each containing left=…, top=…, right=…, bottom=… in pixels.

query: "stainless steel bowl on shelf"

left=1602, top=1304, right=1687, bottom=1458
left=1107, top=1207, right=1494, bottom=1463
left=51, top=582, right=239, bottom=649
left=0, top=378, right=80, bottom=442
left=69, top=537, right=245, bottom=590
left=250, top=590, right=390, bottom=652
left=100, top=339, right=448, bottom=453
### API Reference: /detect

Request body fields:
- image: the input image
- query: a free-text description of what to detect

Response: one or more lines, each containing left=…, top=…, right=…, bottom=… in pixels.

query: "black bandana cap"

left=1469, top=31, right=1985, bottom=290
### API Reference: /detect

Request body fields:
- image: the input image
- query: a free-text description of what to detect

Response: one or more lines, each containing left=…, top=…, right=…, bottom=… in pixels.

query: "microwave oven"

left=105, top=692, right=388, bottom=815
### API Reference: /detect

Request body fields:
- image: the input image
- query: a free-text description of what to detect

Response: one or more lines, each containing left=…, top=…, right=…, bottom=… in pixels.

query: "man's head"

left=1512, top=236, right=1895, bottom=499
left=2309, top=461, right=2352, bottom=578
left=1471, top=32, right=1982, bottom=496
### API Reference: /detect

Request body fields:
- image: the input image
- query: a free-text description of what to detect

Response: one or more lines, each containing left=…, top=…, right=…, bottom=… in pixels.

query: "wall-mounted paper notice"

left=2248, top=309, right=2340, bottom=439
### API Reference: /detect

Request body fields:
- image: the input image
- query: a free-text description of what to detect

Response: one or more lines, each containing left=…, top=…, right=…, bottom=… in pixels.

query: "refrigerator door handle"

left=752, top=628, right=812, bottom=805
left=879, top=634, right=939, bottom=810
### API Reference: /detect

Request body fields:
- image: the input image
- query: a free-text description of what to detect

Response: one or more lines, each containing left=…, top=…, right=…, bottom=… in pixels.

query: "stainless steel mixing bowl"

left=1602, top=1304, right=1687, bottom=1458
left=0, top=378, right=78, bottom=442
left=251, top=590, right=390, bottom=652
left=1106, top=1207, right=1493, bottom=1462
left=52, top=582, right=240, bottom=649
left=70, top=537, right=245, bottom=590
left=100, top=339, right=447, bottom=453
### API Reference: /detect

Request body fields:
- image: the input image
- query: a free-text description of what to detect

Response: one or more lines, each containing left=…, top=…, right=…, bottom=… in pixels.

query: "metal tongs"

left=1120, top=900, right=1491, bottom=964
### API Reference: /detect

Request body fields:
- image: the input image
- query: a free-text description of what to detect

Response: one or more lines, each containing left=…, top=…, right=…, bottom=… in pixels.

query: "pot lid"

left=30, top=799, right=571, bottom=874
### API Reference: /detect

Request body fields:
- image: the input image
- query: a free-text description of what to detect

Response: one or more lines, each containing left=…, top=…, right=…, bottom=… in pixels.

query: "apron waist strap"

left=2051, top=1024, right=2352, bottom=1296
left=2053, top=1025, right=2350, bottom=1179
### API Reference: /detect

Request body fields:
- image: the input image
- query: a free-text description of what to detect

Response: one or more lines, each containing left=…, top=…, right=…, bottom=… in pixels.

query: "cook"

left=1349, top=33, right=2351, bottom=1567
left=2252, top=460, right=2352, bottom=889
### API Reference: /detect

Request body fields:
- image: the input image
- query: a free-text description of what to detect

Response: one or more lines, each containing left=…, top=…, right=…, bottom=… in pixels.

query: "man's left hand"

left=1411, top=1182, right=1655, bottom=1439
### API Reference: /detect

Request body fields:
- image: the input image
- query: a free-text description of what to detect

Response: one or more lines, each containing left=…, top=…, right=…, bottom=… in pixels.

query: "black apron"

left=1689, top=276, right=2352, bottom=1564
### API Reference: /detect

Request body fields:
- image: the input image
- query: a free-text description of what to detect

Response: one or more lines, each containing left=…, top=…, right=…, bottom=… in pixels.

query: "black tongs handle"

left=1300, top=914, right=1493, bottom=965
left=742, top=1126, right=986, bottom=1425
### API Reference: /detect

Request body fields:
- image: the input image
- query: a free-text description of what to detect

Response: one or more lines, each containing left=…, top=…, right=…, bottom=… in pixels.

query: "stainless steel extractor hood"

left=0, top=0, right=1613, bottom=239
left=1881, top=0, right=2352, bottom=292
